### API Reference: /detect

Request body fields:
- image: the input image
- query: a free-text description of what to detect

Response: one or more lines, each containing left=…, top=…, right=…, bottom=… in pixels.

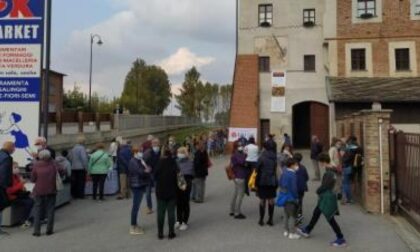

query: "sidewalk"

left=0, top=152, right=410, bottom=251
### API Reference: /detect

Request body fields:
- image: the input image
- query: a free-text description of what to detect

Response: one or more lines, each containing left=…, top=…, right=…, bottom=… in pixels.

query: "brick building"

left=230, top=0, right=420, bottom=148
left=41, top=70, right=65, bottom=113
left=230, top=0, right=329, bottom=148
left=325, top=0, right=420, bottom=134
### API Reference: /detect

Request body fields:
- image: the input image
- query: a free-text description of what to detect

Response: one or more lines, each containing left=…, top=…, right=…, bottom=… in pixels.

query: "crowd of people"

left=227, top=133, right=363, bottom=247
left=0, top=129, right=226, bottom=239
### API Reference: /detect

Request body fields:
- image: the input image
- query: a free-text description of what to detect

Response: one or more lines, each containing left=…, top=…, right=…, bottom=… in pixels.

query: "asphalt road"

left=0, top=152, right=410, bottom=252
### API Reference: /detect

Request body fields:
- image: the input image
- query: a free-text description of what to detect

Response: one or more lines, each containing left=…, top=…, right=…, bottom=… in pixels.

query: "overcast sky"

left=51, top=0, right=236, bottom=103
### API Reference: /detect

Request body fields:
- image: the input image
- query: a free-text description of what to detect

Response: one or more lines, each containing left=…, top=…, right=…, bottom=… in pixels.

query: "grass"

left=166, top=125, right=218, bottom=143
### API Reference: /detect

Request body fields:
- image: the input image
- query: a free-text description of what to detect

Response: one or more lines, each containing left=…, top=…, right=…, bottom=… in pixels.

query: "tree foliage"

left=120, top=59, right=171, bottom=114
left=63, top=85, right=118, bottom=113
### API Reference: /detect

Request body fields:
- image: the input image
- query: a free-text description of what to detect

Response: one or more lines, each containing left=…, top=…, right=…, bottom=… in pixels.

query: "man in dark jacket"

left=143, top=138, right=161, bottom=213
left=0, top=141, right=15, bottom=235
left=193, top=141, right=209, bottom=203
left=117, top=140, right=132, bottom=200
left=310, top=135, right=323, bottom=181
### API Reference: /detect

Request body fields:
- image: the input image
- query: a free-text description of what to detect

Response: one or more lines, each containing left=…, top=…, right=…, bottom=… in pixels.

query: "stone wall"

left=336, top=109, right=392, bottom=214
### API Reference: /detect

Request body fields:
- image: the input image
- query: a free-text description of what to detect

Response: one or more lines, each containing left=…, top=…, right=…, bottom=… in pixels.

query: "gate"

left=390, top=131, right=420, bottom=227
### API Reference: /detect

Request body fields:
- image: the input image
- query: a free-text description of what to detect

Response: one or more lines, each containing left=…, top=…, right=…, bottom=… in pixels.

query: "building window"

left=304, top=55, right=316, bottom=72
left=357, top=0, right=376, bottom=18
left=259, top=57, right=270, bottom=72
left=415, top=0, right=420, bottom=15
left=303, top=9, right=316, bottom=26
left=395, top=48, right=410, bottom=71
left=351, top=49, right=366, bottom=71
left=259, top=4, right=273, bottom=27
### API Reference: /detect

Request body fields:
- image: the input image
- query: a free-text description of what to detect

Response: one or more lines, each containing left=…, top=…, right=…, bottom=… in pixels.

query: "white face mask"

left=238, top=147, right=244, bottom=152
left=135, top=153, right=143, bottom=160
left=153, top=147, right=160, bottom=153
left=13, top=168, right=20, bottom=175
left=177, top=154, right=186, bottom=159
left=36, top=145, right=43, bottom=151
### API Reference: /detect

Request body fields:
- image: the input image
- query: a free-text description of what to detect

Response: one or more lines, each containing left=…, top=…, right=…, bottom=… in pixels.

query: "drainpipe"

left=378, top=118, right=384, bottom=214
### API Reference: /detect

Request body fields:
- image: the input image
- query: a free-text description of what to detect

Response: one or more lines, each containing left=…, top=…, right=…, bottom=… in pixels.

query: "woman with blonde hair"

left=88, top=143, right=112, bottom=201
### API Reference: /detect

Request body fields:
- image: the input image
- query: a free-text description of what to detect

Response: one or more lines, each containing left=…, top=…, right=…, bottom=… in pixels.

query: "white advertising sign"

left=228, top=127, right=258, bottom=142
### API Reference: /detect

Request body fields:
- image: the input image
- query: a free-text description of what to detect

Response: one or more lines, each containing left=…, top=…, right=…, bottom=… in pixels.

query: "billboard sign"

left=0, top=0, right=45, bottom=165
left=228, top=127, right=258, bottom=143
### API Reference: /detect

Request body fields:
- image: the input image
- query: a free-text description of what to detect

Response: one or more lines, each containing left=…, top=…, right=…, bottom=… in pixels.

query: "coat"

left=88, top=150, right=112, bottom=175
left=6, top=174, right=24, bottom=201
left=194, top=150, right=209, bottom=178
left=31, top=160, right=62, bottom=196
left=0, top=149, right=13, bottom=189
left=128, top=157, right=151, bottom=188
left=279, top=169, right=298, bottom=200
left=316, top=168, right=339, bottom=220
left=155, top=157, right=178, bottom=201
left=256, top=150, right=278, bottom=187
left=117, top=145, right=132, bottom=174
left=296, top=164, right=309, bottom=193
left=69, top=144, right=89, bottom=171
left=231, top=151, right=247, bottom=179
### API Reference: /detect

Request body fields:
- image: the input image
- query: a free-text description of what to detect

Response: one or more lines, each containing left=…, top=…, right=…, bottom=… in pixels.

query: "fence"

left=117, top=115, right=201, bottom=131
left=389, top=131, right=420, bottom=227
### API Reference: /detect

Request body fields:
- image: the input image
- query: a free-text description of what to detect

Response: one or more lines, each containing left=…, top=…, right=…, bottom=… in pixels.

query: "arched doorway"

left=292, top=101, right=329, bottom=149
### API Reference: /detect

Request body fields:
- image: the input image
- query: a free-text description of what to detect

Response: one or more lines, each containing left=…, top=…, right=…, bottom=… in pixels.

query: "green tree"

left=63, top=85, right=88, bottom=111
left=176, top=67, right=201, bottom=118
left=120, top=59, right=171, bottom=114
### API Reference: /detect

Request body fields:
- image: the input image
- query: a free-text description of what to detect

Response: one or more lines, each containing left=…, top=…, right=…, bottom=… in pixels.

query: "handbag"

left=225, top=163, right=235, bottom=180
left=248, top=170, right=258, bottom=192
left=56, top=166, right=64, bottom=191
left=177, top=172, right=187, bottom=191
left=0, top=187, right=11, bottom=211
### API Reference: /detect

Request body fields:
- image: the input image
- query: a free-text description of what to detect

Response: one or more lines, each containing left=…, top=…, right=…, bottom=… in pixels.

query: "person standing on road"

left=144, top=138, right=161, bottom=214
left=109, top=138, right=119, bottom=163
left=88, top=143, right=112, bottom=201
left=341, top=136, right=362, bottom=204
left=294, top=153, right=309, bottom=221
left=175, top=147, right=194, bottom=231
left=128, top=146, right=151, bottom=235
left=141, top=135, right=154, bottom=153
left=298, top=153, right=347, bottom=247
left=0, top=141, right=15, bottom=235
left=155, top=146, right=178, bottom=240
left=329, top=138, right=343, bottom=202
left=256, top=141, right=278, bottom=226
left=279, top=158, right=300, bottom=239
left=117, top=140, right=132, bottom=200
left=69, top=136, right=89, bottom=199
left=31, top=150, right=64, bottom=237
left=193, top=141, right=210, bottom=203
left=229, top=142, right=247, bottom=219
left=244, top=137, right=259, bottom=194
left=310, top=135, right=323, bottom=181
left=33, top=137, right=56, bottom=160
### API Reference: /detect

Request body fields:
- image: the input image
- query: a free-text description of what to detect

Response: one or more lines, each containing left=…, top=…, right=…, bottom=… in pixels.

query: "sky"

left=50, top=0, right=236, bottom=114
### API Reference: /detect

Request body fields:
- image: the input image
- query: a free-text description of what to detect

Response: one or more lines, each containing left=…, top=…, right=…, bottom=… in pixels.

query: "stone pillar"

left=360, top=109, right=392, bottom=214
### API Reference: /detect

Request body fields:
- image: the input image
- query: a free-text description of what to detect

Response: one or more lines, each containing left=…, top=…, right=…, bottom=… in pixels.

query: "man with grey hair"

left=0, top=141, right=15, bottom=235
left=34, top=137, right=56, bottom=160
left=69, top=136, right=89, bottom=199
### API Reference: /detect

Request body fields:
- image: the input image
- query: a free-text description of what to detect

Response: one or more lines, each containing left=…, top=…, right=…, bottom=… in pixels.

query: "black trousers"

left=176, top=176, right=193, bottom=224
left=71, top=170, right=86, bottom=199
left=297, top=191, right=305, bottom=215
left=91, top=174, right=107, bottom=200
left=33, top=194, right=56, bottom=234
left=306, top=206, right=344, bottom=239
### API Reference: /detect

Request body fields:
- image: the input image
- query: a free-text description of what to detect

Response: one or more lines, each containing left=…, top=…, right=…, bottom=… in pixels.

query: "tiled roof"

left=327, top=77, right=420, bottom=102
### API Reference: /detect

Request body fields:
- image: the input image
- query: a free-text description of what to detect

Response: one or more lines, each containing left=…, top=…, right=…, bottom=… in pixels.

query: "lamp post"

left=88, top=34, right=103, bottom=111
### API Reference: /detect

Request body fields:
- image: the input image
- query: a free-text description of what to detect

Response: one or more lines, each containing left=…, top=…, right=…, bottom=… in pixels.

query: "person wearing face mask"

left=144, top=138, right=161, bottom=214
left=229, top=142, right=247, bottom=219
left=175, top=147, right=194, bottom=231
left=88, top=143, right=113, bottom=201
left=279, top=158, right=300, bottom=239
left=0, top=141, right=16, bottom=235
left=7, top=162, right=34, bottom=227
left=128, top=146, right=151, bottom=235
left=33, top=137, right=56, bottom=160
left=329, top=138, right=343, bottom=202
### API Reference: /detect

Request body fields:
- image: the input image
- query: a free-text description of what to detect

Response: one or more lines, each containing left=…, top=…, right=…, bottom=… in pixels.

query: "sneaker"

left=283, top=231, right=289, bottom=237
left=331, top=238, right=347, bottom=247
left=288, top=233, right=301, bottom=239
left=297, top=227, right=310, bottom=238
left=179, top=223, right=188, bottom=231
left=21, top=221, right=32, bottom=229
left=266, top=220, right=273, bottom=226
left=146, top=208, right=154, bottom=215
left=229, top=212, right=234, bottom=217
left=168, top=233, right=176, bottom=240
left=130, top=226, right=144, bottom=235
left=174, top=222, right=181, bottom=229
left=234, top=214, right=246, bottom=219
left=258, top=220, right=265, bottom=226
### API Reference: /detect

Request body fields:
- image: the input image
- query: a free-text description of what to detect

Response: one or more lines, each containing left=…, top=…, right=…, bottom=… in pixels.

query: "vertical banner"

left=0, top=0, right=45, bottom=166
left=271, top=71, right=286, bottom=112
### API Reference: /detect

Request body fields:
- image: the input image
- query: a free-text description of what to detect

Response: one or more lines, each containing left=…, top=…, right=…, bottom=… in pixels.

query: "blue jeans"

left=131, top=187, right=145, bottom=226
left=342, top=167, right=353, bottom=202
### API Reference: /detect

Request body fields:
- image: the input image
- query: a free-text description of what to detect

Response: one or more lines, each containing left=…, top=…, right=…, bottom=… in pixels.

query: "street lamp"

left=88, top=34, right=103, bottom=111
